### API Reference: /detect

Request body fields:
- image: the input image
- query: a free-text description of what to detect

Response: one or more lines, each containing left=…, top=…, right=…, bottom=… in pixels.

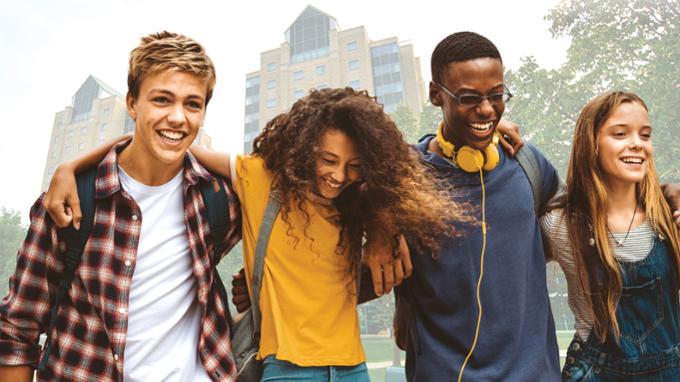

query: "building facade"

left=243, top=5, right=425, bottom=153
left=41, top=75, right=212, bottom=191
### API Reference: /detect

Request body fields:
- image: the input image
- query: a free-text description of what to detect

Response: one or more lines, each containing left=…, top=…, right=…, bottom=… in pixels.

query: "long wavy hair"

left=565, top=91, right=680, bottom=342
left=252, top=87, right=465, bottom=277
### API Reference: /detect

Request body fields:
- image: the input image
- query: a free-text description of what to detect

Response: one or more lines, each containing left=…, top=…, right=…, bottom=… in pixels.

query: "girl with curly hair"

left=45, top=87, right=467, bottom=381
left=541, top=91, right=680, bottom=381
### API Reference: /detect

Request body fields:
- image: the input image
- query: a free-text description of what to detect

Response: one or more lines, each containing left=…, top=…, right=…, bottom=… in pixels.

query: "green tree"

left=389, top=103, right=421, bottom=144
left=419, top=102, right=443, bottom=138
left=506, top=0, right=680, bottom=181
left=0, top=208, right=27, bottom=296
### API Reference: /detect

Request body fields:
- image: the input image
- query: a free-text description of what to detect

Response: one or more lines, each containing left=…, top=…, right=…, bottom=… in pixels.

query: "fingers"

left=44, top=199, right=72, bottom=228
left=498, top=135, right=515, bottom=157
left=398, top=235, right=413, bottom=278
left=368, top=260, right=385, bottom=296
left=67, top=195, right=82, bottom=230
left=505, top=126, right=525, bottom=154
left=674, top=209, right=680, bottom=229
left=382, top=263, right=395, bottom=295
left=393, top=258, right=404, bottom=286
left=231, top=269, right=251, bottom=313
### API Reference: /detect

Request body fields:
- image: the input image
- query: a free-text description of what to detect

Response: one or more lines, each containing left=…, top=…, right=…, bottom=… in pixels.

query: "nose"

left=167, top=104, right=186, bottom=125
left=330, top=166, right=346, bottom=183
left=476, top=98, right=495, bottom=117
left=629, top=133, right=643, bottom=149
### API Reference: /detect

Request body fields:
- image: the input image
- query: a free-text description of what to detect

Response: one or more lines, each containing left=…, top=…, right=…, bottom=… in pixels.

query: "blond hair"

left=127, top=31, right=216, bottom=104
left=565, top=91, right=680, bottom=342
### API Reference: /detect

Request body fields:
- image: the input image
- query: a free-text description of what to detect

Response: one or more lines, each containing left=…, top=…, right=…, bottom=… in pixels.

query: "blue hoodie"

left=399, top=135, right=561, bottom=381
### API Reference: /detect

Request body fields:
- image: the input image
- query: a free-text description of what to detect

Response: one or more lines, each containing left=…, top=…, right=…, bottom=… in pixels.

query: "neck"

left=604, top=180, right=637, bottom=214
left=118, top=138, right=184, bottom=186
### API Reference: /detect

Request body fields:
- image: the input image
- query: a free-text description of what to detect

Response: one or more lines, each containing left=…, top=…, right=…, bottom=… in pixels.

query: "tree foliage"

left=0, top=208, right=27, bottom=296
left=506, top=0, right=680, bottom=182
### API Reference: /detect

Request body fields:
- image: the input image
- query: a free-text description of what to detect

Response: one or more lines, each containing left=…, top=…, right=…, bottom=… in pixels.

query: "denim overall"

left=563, top=235, right=680, bottom=381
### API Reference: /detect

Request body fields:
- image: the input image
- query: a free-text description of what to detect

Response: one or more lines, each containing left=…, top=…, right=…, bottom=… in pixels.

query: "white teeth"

left=159, top=130, right=185, bottom=141
left=470, top=122, right=493, bottom=131
left=326, top=179, right=342, bottom=188
left=621, top=157, right=643, bottom=164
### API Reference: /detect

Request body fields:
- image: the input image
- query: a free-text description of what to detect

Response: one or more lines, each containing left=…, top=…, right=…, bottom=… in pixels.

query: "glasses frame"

left=435, top=82, right=513, bottom=107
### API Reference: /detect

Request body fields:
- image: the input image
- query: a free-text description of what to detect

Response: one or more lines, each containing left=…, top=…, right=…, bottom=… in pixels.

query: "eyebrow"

left=149, top=89, right=205, bottom=102
left=606, top=123, right=652, bottom=129
left=455, top=84, right=505, bottom=94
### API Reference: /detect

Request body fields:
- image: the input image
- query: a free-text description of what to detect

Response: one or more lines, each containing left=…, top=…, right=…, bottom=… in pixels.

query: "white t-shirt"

left=119, top=167, right=211, bottom=382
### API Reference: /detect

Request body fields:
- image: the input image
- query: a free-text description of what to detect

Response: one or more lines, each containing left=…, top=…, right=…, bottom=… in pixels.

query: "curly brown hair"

left=253, top=87, right=466, bottom=275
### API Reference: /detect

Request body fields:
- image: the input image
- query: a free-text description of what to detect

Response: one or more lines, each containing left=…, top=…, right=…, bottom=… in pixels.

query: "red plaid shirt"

left=0, top=142, right=241, bottom=381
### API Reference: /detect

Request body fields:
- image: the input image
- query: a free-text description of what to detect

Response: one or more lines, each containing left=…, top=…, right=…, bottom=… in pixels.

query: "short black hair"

left=431, top=31, right=502, bottom=84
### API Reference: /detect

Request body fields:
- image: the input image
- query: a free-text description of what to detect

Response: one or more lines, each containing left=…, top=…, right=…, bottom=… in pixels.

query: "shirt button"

left=113, top=353, right=119, bottom=361
left=124, top=260, right=132, bottom=267
left=131, top=214, right=138, bottom=221
left=118, top=307, right=126, bottom=314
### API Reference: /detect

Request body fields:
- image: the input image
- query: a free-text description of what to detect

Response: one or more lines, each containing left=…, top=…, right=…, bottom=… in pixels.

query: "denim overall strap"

left=562, top=235, right=680, bottom=381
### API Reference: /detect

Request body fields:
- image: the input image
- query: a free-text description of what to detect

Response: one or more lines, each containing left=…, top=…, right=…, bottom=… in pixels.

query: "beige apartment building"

left=41, top=75, right=212, bottom=191
left=243, top=5, right=426, bottom=153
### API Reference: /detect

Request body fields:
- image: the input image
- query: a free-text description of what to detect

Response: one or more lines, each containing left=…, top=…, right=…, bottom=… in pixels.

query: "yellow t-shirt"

left=232, top=155, right=365, bottom=366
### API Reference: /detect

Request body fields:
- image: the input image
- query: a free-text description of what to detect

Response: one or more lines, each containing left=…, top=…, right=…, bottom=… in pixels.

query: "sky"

left=0, top=0, right=570, bottom=222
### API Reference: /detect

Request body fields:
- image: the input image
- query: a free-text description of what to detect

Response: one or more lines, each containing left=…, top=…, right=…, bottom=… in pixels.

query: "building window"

left=67, top=128, right=74, bottom=138
left=346, top=41, right=358, bottom=51
left=48, top=166, right=55, bottom=175
left=267, top=62, right=277, bottom=72
left=267, top=79, right=276, bottom=89
left=348, top=60, right=359, bottom=70
left=266, top=98, right=277, bottom=108
left=99, top=136, right=106, bottom=144
left=103, top=107, right=111, bottom=116
left=316, top=65, right=326, bottom=76
left=293, top=90, right=305, bottom=100
left=53, top=135, right=59, bottom=143
left=100, top=123, right=107, bottom=131
left=349, top=80, right=361, bottom=89
left=80, top=127, right=87, bottom=135
left=64, top=144, right=72, bottom=153
left=78, top=143, right=85, bottom=151
left=51, top=151, right=57, bottom=159
left=292, top=70, right=304, bottom=81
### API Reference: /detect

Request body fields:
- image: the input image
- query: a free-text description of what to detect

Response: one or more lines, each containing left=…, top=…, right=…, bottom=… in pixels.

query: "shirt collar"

left=94, top=138, right=214, bottom=199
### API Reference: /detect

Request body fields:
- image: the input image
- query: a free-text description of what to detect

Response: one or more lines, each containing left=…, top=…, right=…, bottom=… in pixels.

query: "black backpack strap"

left=38, top=167, right=97, bottom=372
left=198, top=177, right=232, bottom=325
left=515, top=147, right=543, bottom=215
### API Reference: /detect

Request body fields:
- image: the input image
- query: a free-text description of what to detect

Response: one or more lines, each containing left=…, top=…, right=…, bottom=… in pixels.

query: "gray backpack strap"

left=515, top=147, right=542, bottom=214
left=251, top=191, right=281, bottom=343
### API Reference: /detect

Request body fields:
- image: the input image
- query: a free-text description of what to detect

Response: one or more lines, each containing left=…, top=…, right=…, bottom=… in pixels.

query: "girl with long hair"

left=541, top=91, right=680, bottom=381
left=45, top=87, right=466, bottom=381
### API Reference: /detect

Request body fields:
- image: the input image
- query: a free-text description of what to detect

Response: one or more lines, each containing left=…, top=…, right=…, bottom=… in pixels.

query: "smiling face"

left=596, top=101, right=652, bottom=190
left=430, top=57, right=505, bottom=151
left=126, top=69, right=207, bottom=171
left=314, top=128, right=362, bottom=199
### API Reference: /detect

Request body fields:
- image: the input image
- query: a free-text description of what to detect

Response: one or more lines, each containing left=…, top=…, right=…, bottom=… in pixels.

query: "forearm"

left=189, top=145, right=232, bottom=179
left=65, top=134, right=131, bottom=173
left=0, top=366, right=33, bottom=382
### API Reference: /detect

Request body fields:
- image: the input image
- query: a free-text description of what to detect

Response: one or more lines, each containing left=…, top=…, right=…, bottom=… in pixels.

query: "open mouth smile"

left=157, top=129, right=187, bottom=143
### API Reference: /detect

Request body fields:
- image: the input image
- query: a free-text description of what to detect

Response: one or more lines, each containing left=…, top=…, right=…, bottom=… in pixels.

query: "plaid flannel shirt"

left=0, top=142, right=241, bottom=381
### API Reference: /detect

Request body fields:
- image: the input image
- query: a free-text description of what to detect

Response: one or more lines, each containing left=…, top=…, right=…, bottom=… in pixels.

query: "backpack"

left=38, top=167, right=234, bottom=371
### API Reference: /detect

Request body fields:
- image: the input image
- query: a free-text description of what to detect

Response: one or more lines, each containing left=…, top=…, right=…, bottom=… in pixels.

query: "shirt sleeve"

left=0, top=195, right=58, bottom=367
left=526, top=144, right=561, bottom=215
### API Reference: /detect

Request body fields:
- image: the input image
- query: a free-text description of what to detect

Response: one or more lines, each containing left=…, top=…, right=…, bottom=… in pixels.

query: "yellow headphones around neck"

left=435, top=122, right=500, bottom=173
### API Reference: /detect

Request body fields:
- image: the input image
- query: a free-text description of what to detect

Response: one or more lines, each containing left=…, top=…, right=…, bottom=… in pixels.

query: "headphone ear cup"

left=483, top=143, right=500, bottom=171
left=456, top=146, right=484, bottom=173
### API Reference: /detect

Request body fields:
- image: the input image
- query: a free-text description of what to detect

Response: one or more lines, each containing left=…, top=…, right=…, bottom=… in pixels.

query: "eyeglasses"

left=436, top=83, right=513, bottom=107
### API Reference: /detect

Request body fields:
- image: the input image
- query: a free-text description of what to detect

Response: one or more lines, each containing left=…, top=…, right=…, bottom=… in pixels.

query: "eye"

left=320, top=157, right=335, bottom=165
left=488, top=93, right=505, bottom=103
left=153, top=96, right=170, bottom=104
left=186, top=100, right=203, bottom=110
left=458, top=95, right=482, bottom=106
left=640, top=131, right=652, bottom=140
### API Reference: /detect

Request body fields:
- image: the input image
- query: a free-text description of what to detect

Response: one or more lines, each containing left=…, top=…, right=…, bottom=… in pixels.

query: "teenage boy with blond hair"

left=0, top=31, right=241, bottom=381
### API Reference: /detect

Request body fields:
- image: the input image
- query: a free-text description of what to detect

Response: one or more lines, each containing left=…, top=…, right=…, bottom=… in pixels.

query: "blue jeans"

left=562, top=237, right=680, bottom=381
left=261, top=356, right=370, bottom=382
